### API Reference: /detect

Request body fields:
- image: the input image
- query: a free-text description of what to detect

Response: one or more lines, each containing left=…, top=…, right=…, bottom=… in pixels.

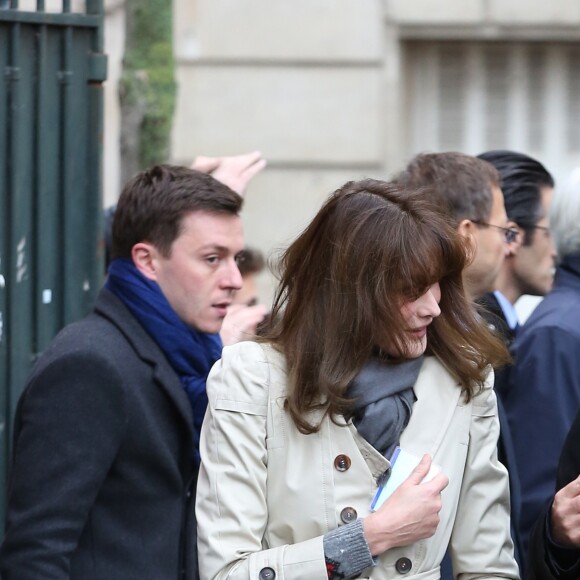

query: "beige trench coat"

left=197, top=341, right=520, bottom=580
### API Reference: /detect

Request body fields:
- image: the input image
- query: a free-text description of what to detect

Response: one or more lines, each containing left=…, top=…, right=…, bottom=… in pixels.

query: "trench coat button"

left=395, top=557, right=412, bottom=574
left=340, top=506, right=358, bottom=524
left=334, top=454, right=352, bottom=472
left=258, top=567, right=276, bottom=580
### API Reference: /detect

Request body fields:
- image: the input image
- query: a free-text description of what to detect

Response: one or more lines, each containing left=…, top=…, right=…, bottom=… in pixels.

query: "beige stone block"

left=174, top=0, right=382, bottom=61
left=103, top=2, right=126, bottom=206
left=171, top=66, right=383, bottom=165
left=489, top=0, right=580, bottom=24
left=239, top=167, right=389, bottom=304
left=386, top=0, right=484, bottom=24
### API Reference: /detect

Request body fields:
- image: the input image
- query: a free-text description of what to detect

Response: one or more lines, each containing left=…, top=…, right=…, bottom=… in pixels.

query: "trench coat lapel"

left=400, top=356, right=462, bottom=457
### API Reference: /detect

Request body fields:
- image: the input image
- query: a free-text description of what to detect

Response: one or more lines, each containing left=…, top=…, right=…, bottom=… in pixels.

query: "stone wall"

left=165, top=0, right=580, bottom=302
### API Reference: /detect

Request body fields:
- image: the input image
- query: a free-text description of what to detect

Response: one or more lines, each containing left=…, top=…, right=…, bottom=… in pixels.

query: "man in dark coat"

left=526, top=405, right=580, bottom=579
left=0, top=165, right=245, bottom=580
left=476, top=150, right=555, bottom=571
left=506, top=168, right=580, bottom=557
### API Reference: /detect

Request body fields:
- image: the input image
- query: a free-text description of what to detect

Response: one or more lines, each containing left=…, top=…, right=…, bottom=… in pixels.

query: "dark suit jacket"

left=477, top=293, right=524, bottom=574
left=527, top=406, right=580, bottom=579
left=0, top=288, right=198, bottom=580
left=478, top=292, right=517, bottom=346
left=477, top=291, right=516, bottom=400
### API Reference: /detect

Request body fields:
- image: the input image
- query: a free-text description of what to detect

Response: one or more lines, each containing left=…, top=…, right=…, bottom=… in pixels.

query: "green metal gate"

left=0, top=0, right=107, bottom=528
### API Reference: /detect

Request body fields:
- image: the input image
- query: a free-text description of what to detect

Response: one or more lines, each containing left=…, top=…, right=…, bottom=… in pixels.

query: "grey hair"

left=550, top=167, right=580, bottom=261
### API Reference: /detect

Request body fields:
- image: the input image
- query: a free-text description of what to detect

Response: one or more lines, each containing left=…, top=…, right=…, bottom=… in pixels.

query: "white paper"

left=371, top=447, right=442, bottom=511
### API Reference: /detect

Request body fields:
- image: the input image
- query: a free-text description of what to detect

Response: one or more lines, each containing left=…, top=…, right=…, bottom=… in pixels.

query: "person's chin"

left=528, top=277, right=553, bottom=297
left=208, top=322, right=224, bottom=335
left=188, top=317, right=223, bottom=335
left=407, top=341, right=427, bottom=359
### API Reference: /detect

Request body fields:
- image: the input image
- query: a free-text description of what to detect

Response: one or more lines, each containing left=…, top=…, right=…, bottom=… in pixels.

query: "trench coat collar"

left=346, top=356, right=462, bottom=478
left=399, top=355, right=462, bottom=457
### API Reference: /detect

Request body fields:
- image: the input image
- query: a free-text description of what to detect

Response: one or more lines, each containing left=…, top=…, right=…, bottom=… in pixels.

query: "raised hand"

left=220, top=303, right=269, bottom=346
left=191, top=151, right=266, bottom=197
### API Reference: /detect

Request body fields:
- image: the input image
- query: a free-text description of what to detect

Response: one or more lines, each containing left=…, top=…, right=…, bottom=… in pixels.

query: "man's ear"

left=505, top=221, right=523, bottom=258
left=456, top=219, right=478, bottom=262
left=456, top=218, right=474, bottom=239
left=457, top=218, right=477, bottom=247
left=132, top=242, right=158, bottom=281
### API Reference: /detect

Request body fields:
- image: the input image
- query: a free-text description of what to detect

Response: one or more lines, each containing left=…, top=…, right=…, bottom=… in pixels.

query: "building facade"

left=111, top=0, right=580, bottom=301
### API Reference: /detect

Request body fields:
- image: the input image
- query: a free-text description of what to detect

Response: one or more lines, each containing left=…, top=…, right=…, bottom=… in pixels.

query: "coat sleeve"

left=0, top=349, right=128, bottom=580
left=506, top=326, right=580, bottom=553
left=449, top=373, right=521, bottom=580
left=196, top=342, right=328, bottom=580
left=526, top=505, right=580, bottom=580
left=526, top=405, right=580, bottom=580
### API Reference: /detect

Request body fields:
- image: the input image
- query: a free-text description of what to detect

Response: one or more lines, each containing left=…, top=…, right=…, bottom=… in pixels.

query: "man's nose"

left=223, top=259, right=243, bottom=290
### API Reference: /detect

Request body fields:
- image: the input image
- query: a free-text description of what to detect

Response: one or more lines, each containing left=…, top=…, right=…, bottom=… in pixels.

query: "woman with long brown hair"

left=196, top=179, right=519, bottom=580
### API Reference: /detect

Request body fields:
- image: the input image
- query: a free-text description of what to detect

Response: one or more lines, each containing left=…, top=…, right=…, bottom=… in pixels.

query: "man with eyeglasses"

left=474, top=150, right=556, bottom=574
left=398, top=152, right=514, bottom=301
left=477, top=150, right=556, bottom=347
left=501, top=167, right=580, bottom=570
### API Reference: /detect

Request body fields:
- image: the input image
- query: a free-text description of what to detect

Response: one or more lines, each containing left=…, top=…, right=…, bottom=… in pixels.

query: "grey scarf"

left=346, top=356, right=424, bottom=459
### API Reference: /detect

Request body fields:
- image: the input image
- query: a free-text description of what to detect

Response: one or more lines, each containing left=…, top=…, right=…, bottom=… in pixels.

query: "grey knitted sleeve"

left=323, top=519, right=375, bottom=579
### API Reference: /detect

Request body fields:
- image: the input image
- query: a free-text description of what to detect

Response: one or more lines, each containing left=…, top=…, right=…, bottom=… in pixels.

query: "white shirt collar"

left=493, top=290, right=519, bottom=330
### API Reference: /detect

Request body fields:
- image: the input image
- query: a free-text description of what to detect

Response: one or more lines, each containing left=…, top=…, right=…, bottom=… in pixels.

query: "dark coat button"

left=334, top=454, right=352, bottom=472
left=395, top=557, right=412, bottom=574
left=340, top=506, right=358, bottom=524
left=258, top=566, right=276, bottom=580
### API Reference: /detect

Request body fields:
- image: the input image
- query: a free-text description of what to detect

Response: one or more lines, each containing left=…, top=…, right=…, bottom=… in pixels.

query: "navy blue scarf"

left=106, top=258, right=222, bottom=465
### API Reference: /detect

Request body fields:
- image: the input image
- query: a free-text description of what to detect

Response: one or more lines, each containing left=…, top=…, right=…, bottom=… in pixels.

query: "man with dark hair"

left=399, top=152, right=515, bottom=301
left=473, top=150, right=555, bottom=572
left=477, top=150, right=556, bottom=344
left=0, top=165, right=245, bottom=579
left=524, top=171, right=580, bottom=579
left=506, top=167, right=580, bottom=561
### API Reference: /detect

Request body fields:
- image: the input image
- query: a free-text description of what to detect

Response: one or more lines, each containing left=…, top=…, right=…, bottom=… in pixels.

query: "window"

left=405, top=41, right=580, bottom=183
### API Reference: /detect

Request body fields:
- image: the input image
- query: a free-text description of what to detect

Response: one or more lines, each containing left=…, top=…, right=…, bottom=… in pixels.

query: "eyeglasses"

left=472, top=221, right=520, bottom=243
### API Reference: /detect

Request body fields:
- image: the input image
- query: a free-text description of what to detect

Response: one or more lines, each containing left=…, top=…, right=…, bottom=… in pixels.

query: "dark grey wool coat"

left=0, top=288, right=199, bottom=580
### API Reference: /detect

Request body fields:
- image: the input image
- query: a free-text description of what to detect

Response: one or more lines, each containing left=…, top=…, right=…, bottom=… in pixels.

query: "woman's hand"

left=363, top=454, right=449, bottom=556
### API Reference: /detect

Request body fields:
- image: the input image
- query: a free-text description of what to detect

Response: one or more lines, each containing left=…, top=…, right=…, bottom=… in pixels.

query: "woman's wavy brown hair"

left=264, top=179, right=509, bottom=434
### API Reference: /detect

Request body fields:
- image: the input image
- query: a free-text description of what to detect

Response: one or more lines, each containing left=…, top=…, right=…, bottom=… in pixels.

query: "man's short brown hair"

left=112, top=164, right=243, bottom=259
left=397, top=152, right=501, bottom=224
